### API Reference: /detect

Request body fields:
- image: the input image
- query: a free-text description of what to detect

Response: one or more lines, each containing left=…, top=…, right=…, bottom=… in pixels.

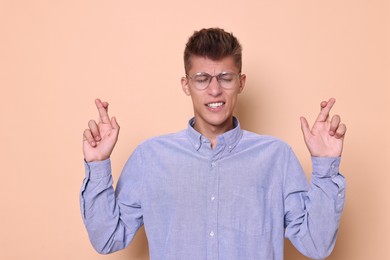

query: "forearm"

left=285, top=157, right=346, bottom=259
left=80, top=159, right=135, bottom=254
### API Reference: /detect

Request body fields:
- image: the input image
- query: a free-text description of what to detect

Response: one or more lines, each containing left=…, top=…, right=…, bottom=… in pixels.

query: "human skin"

left=83, top=56, right=346, bottom=161
left=180, top=55, right=246, bottom=148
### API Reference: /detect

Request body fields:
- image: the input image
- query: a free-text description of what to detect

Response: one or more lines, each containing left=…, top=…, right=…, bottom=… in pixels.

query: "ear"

left=238, top=74, right=246, bottom=94
left=181, top=77, right=191, bottom=96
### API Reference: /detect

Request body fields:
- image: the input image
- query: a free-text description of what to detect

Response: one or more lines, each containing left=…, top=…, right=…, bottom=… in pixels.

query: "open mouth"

left=206, top=102, right=225, bottom=109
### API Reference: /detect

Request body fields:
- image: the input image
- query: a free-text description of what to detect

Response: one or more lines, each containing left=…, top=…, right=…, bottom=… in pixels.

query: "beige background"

left=1, top=0, right=389, bottom=259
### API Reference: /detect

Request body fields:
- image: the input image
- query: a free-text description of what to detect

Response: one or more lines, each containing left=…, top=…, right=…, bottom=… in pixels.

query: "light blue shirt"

left=80, top=118, right=345, bottom=260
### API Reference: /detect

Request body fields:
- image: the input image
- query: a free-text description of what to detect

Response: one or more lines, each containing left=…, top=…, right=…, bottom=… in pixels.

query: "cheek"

left=231, top=98, right=238, bottom=110
left=190, top=94, right=203, bottom=107
left=229, top=92, right=240, bottom=106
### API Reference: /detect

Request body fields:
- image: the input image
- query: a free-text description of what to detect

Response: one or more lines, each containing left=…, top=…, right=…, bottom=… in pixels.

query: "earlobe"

left=181, top=77, right=191, bottom=96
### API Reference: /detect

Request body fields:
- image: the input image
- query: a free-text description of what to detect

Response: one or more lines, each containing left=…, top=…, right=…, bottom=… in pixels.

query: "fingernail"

left=95, top=136, right=101, bottom=141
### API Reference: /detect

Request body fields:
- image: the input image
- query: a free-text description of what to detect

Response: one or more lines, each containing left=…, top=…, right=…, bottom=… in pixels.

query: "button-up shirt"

left=80, top=118, right=345, bottom=260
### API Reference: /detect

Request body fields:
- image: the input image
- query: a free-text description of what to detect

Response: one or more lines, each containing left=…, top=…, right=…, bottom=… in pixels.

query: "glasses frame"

left=186, top=71, right=242, bottom=90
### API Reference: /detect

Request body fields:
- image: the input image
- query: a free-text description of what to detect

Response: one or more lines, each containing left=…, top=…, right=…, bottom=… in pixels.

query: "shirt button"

left=211, top=162, right=216, bottom=167
left=338, top=193, right=343, bottom=197
left=209, top=231, right=214, bottom=236
left=331, top=164, right=335, bottom=169
left=211, top=196, right=215, bottom=201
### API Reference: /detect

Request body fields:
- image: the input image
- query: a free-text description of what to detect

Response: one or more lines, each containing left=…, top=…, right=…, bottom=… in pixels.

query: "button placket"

left=206, top=156, right=219, bottom=259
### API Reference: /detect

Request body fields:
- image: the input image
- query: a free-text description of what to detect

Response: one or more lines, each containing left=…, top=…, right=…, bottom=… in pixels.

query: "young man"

left=81, top=28, right=346, bottom=259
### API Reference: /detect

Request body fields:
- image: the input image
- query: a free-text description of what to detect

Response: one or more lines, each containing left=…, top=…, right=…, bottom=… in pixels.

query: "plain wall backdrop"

left=1, top=0, right=389, bottom=259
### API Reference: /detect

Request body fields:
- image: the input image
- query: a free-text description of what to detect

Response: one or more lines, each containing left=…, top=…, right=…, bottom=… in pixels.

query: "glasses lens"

left=192, top=73, right=211, bottom=90
left=189, top=72, right=239, bottom=90
left=218, top=73, right=238, bottom=89
left=218, top=73, right=236, bottom=88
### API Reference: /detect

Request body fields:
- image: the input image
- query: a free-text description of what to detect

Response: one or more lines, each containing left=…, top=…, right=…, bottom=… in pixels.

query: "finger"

left=315, top=98, right=336, bottom=122
left=88, top=120, right=101, bottom=141
left=95, top=98, right=111, bottom=124
left=300, top=116, right=311, bottom=140
left=111, top=116, right=120, bottom=131
left=329, top=114, right=341, bottom=136
left=335, top=123, right=347, bottom=139
left=102, top=101, right=109, bottom=112
left=83, top=129, right=96, bottom=147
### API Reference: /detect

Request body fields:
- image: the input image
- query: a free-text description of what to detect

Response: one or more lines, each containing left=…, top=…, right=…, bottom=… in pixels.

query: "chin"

left=206, top=116, right=232, bottom=128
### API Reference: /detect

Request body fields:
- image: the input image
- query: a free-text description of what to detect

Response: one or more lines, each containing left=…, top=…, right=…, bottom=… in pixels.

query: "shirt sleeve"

left=283, top=149, right=346, bottom=259
left=79, top=148, right=144, bottom=254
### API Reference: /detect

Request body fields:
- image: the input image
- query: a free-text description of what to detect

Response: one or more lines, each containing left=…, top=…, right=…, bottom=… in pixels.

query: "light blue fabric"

left=80, top=118, right=345, bottom=260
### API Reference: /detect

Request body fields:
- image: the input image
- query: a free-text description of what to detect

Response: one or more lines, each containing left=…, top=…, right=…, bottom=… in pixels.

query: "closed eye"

left=194, top=75, right=211, bottom=83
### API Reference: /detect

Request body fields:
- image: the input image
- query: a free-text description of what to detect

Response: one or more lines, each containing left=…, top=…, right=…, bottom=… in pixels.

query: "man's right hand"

left=83, top=99, right=120, bottom=162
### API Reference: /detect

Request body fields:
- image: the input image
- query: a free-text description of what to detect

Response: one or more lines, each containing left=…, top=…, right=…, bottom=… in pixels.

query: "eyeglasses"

left=186, top=72, right=241, bottom=90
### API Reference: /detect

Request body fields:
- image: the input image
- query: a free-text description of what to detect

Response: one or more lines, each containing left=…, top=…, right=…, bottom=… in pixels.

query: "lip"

left=205, top=101, right=225, bottom=112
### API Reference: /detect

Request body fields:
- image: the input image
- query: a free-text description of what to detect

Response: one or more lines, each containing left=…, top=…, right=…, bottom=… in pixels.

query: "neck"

left=193, top=118, right=234, bottom=149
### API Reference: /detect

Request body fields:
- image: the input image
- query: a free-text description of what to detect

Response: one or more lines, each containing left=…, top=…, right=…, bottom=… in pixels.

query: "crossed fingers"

left=316, top=98, right=346, bottom=138
left=96, top=99, right=110, bottom=124
left=83, top=99, right=113, bottom=147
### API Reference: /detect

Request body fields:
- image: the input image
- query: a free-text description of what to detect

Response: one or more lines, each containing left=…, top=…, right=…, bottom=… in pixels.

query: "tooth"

left=208, top=102, right=223, bottom=108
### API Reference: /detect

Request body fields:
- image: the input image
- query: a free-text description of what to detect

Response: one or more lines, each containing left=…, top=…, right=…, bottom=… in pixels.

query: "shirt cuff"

left=84, top=158, right=112, bottom=179
left=311, top=157, right=340, bottom=178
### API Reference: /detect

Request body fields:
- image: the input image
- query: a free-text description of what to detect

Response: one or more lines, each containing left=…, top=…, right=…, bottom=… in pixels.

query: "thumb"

left=300, top=116, right=311, bottom=140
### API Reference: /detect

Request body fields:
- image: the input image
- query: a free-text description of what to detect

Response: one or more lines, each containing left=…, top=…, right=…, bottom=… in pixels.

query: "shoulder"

left=237, top=130, right=301, bottom=171
left=242, top=130, right=290, bottom=146
left=135, top=129, right=188, bottom=152
left=124, top=130, right=187, bottom=163
left=142, top=129, right=186, bottom=144
left=240, top=130, right=293, bottom=153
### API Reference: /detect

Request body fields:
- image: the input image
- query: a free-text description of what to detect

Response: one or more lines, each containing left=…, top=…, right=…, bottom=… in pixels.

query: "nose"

left=207, top=76, right=222, bottom=96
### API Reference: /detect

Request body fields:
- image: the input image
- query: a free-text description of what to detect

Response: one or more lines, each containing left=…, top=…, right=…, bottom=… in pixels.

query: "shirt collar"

left=186, top=117, right=243, bottom=152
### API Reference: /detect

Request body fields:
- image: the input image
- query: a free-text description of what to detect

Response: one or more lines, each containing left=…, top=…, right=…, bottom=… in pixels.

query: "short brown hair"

left=184, top=28, right=242, bottom=74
